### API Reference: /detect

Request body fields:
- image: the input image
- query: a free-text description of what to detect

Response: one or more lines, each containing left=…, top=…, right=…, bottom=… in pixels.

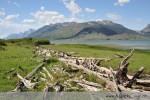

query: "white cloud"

left=0, top=6, right=82, bottom=38
left=40, top=6, right=45, bottom=11
left=114, top=0, right=130, bottom=6
left=0, top=8, right=5, bottom=16
left=0, top=13, right=34, bottom=38
left=23, top=19, right=35, bottom=23
left=5, top=14, right=19, bottom=21
left=31, top=7, right=82, bottom=25
left=0, top=20, right=34, bottom=38
left=67, top=17, right=81, bottom=22
left=13, top=2, right=20, bottom=7
left=62, top=0, right=81, bottom=15
left=85, top=8, right=96, bottom=13
left=107, top=13, right=121, bottom=20
left=31, top=7, right=65, bottom=25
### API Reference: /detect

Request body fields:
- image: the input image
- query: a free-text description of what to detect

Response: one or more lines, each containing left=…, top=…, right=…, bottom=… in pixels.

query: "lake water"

left=52, top=40, right=150, bottom=50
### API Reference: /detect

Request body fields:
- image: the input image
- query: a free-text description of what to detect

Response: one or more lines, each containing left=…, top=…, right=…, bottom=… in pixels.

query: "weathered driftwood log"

left=120, top=49, right=134, bottom=66
left=136, top=79, right=150, bottom=87
left=73, top=79, right=102, bottom=88
left=132, top=86, right=150, bottom=91
left=77, top=83, right=100, bottom=91
left=116, top=62, right=130, bottom=84
left=78, top=57, right=111, bottom=62
left=59, top=58, right=112, bottom=75
left=110, top=67, right=121, bottom=92
left=93, top=63, right=111, bottom=74
left=116, top=49, right=134, bottom=84
left=16, top=73, right=36, bottom=89
left=127, top=75, right=150, bottom=86
left=12, top=80, right=24, bottom=92
left=125, top=67, right=144, bottom=88
left=43, top=67, right=53, bottom=80
left=25, top=63, right=44, bottom=79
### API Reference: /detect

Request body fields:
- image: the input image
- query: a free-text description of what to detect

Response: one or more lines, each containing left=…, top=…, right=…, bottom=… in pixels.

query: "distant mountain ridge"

left=141, top=24, right=150, bottom=36
left=5, top=20, right=150, bottom=40
left=5, top=29, right=35, bottom=39
left=27, top=20, right=149, bottom=40
left=28, top=22, right=78, bottom=38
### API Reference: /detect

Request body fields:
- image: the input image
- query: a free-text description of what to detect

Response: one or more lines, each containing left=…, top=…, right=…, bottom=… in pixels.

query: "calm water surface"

left=52, top=40, right=150, bottom=50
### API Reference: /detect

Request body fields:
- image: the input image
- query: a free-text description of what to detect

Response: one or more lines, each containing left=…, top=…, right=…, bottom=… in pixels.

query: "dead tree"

left=115, top=49, right=134, bottom=84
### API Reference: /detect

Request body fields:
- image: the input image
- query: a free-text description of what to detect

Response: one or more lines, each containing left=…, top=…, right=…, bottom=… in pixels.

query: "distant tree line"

left=1, top=38, right=50, bottom=46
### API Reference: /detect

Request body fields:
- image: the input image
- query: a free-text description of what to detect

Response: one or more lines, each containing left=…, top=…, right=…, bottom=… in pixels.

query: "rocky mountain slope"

left=141, top=24, right=150, bottom=36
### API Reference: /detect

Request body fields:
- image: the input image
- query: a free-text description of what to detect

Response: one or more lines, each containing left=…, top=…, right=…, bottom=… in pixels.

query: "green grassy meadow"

left=0, top=39, right=150, bottom=91
left=0, top=44, right=40, bottom=91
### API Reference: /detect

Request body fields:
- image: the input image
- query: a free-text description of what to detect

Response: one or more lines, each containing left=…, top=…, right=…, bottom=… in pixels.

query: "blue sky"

left=0, top=0, right=150, bottom=38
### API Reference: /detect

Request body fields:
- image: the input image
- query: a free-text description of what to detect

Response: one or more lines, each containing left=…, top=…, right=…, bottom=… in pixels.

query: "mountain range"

left=5, top=29, right=35, bottom=40
left=5, top=20, right=150, bottom=40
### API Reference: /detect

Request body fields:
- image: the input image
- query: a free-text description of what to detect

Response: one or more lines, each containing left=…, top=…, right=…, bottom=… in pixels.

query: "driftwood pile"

left=8, top=46, right=150, bottom=92
left=59, top=49, right=150, bottom=92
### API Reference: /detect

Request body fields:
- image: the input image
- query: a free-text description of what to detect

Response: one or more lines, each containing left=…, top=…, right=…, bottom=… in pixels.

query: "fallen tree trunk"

left=59, top=58, right=112, bottom=74
left=73, top=80, right=102, bottom=88
left=77, top=83, right=100, bottom=91
left=132, top=86, right=150, bottom=91
left=16, top=73, right=36, bottom=89
left=125, top=67, right=144, bottom=88
left=136, top=79, right=150, bottom=87
left=110, top=67, right=121, bottom=92
left=25, top=63, right=44, bottom=79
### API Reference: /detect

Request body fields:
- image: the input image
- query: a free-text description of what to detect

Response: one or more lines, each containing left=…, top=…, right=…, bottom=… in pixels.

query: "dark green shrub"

left=6, top=38, right=50, bottom=46
left=6, top=38, right=32, bottom=44
left=33, top=39, right=50, bottom=46
left=0, top=39, right=7, bottom=46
